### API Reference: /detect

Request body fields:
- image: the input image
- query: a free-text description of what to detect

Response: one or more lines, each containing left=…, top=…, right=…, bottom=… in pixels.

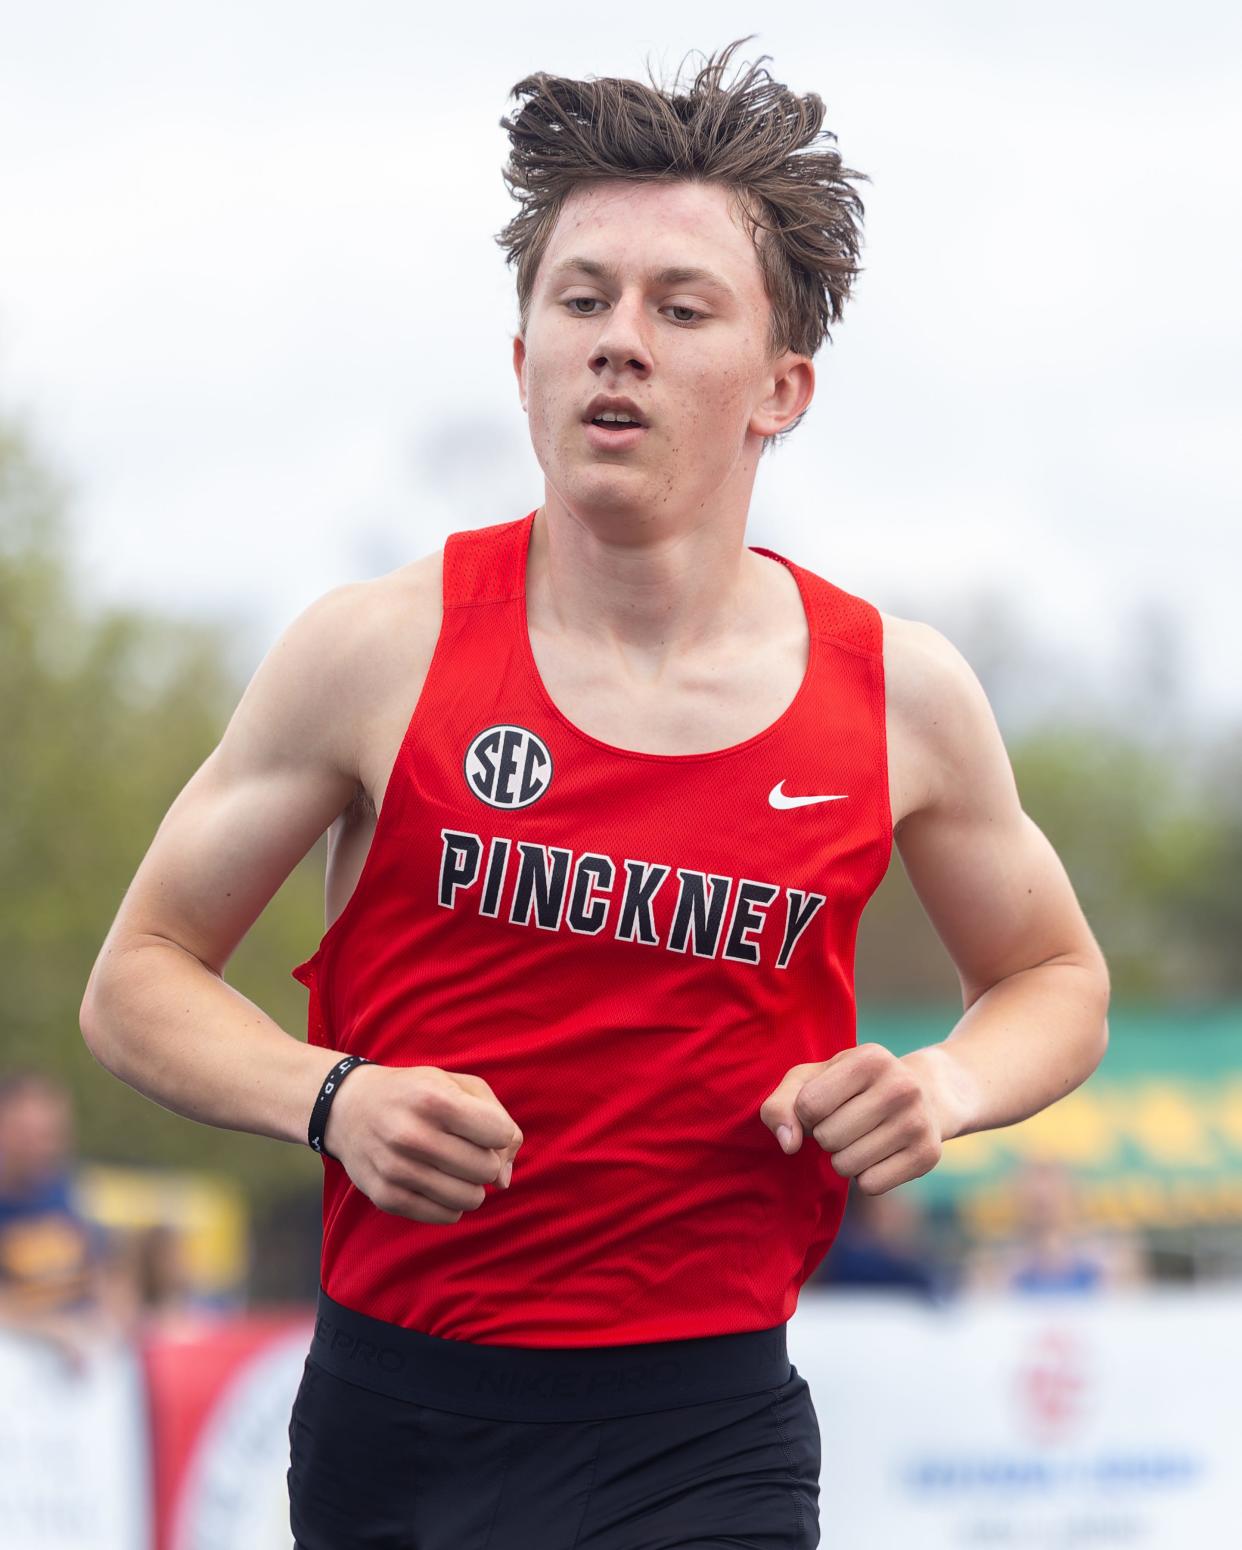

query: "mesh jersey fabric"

left=291, top=508, right=892, bottom=1346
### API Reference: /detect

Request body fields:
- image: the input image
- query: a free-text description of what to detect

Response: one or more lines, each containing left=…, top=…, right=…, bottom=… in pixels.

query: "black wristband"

left=308, top=1055, right=373, bottom=1161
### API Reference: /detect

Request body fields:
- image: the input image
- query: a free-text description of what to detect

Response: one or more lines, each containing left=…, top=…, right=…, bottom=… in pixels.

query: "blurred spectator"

left=964, top=1157, right=1148, bottom=1294
left=123, top=1221, right=234, bottom=1333
left=814, top=1182, right=949, bottom=1301
left=0, top=1067, right=140, bottom=1371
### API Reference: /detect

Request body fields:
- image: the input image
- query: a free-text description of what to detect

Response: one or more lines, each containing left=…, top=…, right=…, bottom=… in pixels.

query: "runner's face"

left=513, top=179, right=809, bottom=525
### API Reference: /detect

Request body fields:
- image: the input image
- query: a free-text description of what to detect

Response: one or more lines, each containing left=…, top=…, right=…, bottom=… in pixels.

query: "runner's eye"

left=562, top=298, right=704, bottom=325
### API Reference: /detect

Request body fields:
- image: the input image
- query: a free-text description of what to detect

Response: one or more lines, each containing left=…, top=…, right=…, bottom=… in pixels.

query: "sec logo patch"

left=464, top=724, right=553, bottom=809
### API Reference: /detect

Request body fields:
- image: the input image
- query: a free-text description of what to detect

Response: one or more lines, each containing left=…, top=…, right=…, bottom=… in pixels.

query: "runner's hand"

left=323, top=1064, right=523, bottom=1223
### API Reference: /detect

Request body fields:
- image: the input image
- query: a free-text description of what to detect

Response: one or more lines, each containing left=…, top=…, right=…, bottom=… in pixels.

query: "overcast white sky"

left=1, top=1, right=1237, bottom=726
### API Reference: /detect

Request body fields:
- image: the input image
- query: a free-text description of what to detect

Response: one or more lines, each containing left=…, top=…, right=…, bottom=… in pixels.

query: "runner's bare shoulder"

left=81, top=549, right=444, bottom=1014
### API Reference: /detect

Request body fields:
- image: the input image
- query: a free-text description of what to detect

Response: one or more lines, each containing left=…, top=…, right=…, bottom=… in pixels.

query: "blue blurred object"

left=815, top=1182, right=947, bottom=1301
left=0, top=1165, right=110, bottom=1314
left=1008, top=1253, right=1106, bottom=1293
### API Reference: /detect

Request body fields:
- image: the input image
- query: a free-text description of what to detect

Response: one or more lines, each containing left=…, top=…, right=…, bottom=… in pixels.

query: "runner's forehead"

left=544, top=255, right=738, bottom=301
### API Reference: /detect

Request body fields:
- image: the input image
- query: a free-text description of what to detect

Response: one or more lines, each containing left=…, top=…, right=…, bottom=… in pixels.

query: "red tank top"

left=292, top=510, right=892, bottom=1346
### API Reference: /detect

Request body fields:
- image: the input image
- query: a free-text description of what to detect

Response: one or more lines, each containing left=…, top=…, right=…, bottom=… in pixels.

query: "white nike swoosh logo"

left=768, top=780, right=849, bottom=810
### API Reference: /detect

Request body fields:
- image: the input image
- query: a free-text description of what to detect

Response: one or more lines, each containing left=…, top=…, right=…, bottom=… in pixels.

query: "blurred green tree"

left=0, top=410, right=327, bottom=1214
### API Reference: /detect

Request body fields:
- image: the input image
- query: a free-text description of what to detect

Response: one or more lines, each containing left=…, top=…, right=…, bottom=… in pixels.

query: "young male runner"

left=80, top=39, right=1110, bottom=1550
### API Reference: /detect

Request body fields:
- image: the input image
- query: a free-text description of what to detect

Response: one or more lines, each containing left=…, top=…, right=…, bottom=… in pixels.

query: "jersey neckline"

left=513, top=508, right=820, bottom=765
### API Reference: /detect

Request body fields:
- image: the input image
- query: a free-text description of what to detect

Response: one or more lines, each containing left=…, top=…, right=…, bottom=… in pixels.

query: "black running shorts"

left=288, top=1285, right=821, bottom=1549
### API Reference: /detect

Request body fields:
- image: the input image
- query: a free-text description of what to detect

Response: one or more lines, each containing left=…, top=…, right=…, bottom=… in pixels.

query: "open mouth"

left=583, top=415, right=648, bottom=450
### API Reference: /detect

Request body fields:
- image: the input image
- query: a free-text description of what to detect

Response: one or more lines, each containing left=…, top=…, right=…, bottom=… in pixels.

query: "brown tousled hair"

left=494, top=37, right=870, bottom=449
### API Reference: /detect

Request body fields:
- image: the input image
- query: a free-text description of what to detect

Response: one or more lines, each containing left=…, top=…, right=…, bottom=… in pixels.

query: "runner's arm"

left=886, top=619, right=1111, bottom=1142
left=79, top=582, right=374, bottom=1148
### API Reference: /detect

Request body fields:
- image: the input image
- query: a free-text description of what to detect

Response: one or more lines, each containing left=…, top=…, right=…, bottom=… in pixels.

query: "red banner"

left=140, top=1306, right=314, bottom=1550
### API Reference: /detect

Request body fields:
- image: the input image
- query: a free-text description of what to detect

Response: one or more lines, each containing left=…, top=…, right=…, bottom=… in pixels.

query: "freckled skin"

left=511, top=179, right=814, bottom=545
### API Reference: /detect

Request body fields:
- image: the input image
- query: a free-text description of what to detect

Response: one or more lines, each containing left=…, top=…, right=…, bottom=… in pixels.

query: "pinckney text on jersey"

left=438, top=828, right=827, bottom=969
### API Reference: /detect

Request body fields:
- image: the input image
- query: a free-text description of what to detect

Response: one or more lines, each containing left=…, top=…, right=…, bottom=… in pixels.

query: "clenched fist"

left=324, top=1064, right=523, bottom=1224
left=760, top=1043, right=950, bottom=1196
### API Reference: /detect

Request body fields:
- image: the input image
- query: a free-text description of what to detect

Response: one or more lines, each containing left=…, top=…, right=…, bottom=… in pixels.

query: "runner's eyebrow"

left=549, top=257, right=735, bottom=300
